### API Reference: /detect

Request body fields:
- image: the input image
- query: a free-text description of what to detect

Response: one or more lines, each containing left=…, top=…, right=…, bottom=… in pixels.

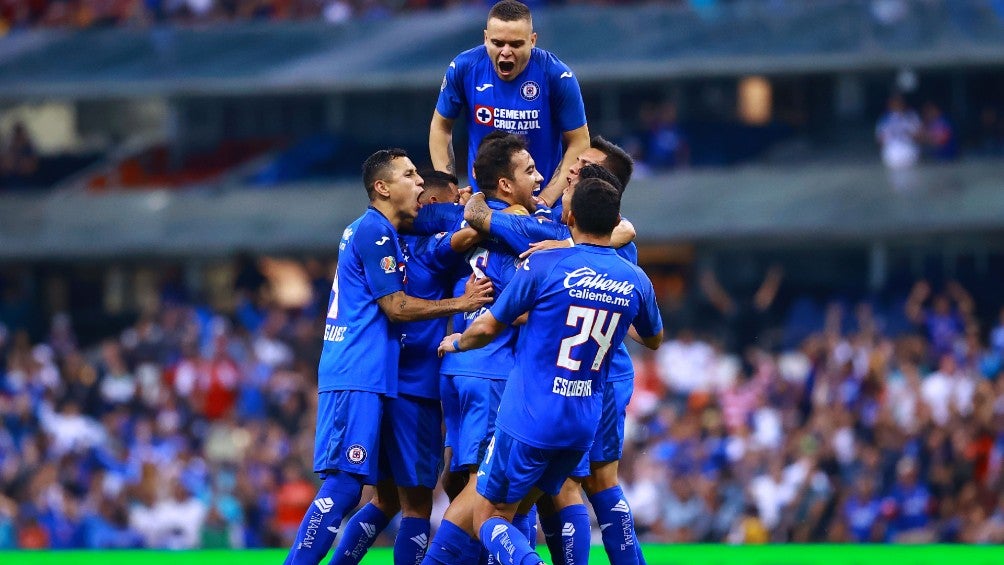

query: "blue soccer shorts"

left=589, top=379, right=634, bottom=464
left=476, top=428, right=587, bottom=505
left=314, top=390, right=383, bottom=484
left=441, top=374, right=504, bottom=473
left=378, top=393, right=443, bottom=488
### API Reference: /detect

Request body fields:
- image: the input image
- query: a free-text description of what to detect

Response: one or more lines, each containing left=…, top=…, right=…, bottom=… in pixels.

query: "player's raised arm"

left=537, top=123, right=590, bottom=207
left=430, top=110, right=457, bottom=175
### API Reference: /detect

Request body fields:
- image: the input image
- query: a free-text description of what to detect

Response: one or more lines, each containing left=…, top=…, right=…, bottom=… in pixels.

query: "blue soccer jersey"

left=318, top=207, right=405, bottom=396
left=436, top=46, right=587, bottom=190
left=490, top=213, right=639, bottom=383
left=398, top=232, right=465, bottom=399
left=439, top=199, right=524, bottom=380
left=490, top=244, right=662, bottom=450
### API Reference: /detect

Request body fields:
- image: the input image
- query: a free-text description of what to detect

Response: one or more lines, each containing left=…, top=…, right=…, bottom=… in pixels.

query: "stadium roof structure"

left=1, top=1, right=1003, bottom=100
left=1, top=160, right=1003, bottom=259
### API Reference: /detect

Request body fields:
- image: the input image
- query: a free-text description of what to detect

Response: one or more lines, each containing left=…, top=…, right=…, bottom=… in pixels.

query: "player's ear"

left=530, top=32, right=537, bottom=48
left=372, top=178, right=391, bottom=199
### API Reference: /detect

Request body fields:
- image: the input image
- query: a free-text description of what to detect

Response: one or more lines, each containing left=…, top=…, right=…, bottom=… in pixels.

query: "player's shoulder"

left=354, top=209, right=396, bottom=241
left=453, top=45, right=488, bottom=68
left=531, top=47, right=573, bottom=75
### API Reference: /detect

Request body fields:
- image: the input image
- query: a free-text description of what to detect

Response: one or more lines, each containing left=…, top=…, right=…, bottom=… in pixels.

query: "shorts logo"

left=346, top=444, right=367, bottom=464
left=520, top=81, right=540, bottom=101
left=474, top=105, right=494, bottom=126
left=313, top=497, right=334, bottom=513
left=380, top=256, right=397, bottom=274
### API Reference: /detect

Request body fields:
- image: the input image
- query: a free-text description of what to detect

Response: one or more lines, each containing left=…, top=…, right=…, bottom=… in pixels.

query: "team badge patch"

left=380, top=256, right=397, bottom=274
left=346, top=444, right=367, bottom=464
left=474, top=105, right=494, bottom=126
left=520, top=81, right=540, bottom=101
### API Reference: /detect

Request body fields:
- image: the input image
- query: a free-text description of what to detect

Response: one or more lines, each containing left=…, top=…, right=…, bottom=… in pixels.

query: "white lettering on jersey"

left=551, top=377, right=593, bottom=397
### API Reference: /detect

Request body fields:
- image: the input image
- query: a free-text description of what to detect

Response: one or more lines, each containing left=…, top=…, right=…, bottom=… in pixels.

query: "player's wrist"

left=452, top=338, right=462, bottom=352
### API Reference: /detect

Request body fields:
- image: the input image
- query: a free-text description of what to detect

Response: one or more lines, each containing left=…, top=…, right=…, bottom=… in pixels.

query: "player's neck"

left=570, top=228, right=611, bottom=248
left=370, top=201, right=404, bottom=230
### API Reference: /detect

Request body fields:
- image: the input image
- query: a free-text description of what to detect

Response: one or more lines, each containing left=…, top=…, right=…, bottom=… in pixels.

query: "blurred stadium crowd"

left=2, top=255, right=1004, bottom=549
left=0, top=0, right=651, bottom=29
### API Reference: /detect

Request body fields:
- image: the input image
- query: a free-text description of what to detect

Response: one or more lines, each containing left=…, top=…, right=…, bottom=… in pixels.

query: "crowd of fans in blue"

left=2, top=258, right=1003, bottom=549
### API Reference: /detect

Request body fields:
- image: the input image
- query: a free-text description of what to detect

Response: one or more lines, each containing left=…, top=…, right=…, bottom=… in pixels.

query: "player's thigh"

left=452, top=375, right=504, bottom=469
left=476, top=429, right=585, bottom=506
left=379, top=394, right=443, bottom=489
left=313, top=390, right=383, bottom=482
left=589, top=379, right=634, bottom=464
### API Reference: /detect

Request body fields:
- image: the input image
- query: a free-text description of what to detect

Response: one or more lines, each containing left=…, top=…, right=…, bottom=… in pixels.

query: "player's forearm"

left=383, top=294, right=477, bottom=323
left=450, top=226, right=483, bottom=252
left=610, top=219, right=636, bottom=248
left=429, top=115, right=456, bottom=174
left=457, top=312, right=503, bottom=351
left=539, top=127, right=591, bottom=206
left=463, top=195, right=493, bottom=232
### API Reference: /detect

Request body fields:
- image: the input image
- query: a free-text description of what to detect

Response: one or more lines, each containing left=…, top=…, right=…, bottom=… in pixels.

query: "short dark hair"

left=478, top=129, right=512, bottom=152
left=591, top=135, right=633, bottom=190
left=488, top=0, right=531, bottom=23
left=579, top=163, right=623, bottom=195
left=473, top=134, right=526, bottom=196
left=419, top=169, right=459, bottom=203
left=362, top=148, right=408, bottom=201
left=571, top=178, right=621, bottom=237
left=419, top=169, right=458, bottom=190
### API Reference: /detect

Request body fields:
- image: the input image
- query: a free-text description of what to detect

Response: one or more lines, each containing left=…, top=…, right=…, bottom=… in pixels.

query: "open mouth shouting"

left=497, top=60, right=516, bottom=77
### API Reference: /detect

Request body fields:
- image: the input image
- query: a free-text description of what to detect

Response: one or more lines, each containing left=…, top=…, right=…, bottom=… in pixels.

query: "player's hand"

left=519, top=239, right=571, bottom=260
left=437, top=332, right=463, bottom=357
left=458, top=185, right=474, bottom=205
left=460, top=274, right=493, bottom=311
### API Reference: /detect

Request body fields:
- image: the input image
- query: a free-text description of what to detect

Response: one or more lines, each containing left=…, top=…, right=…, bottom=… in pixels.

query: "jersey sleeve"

left=435, top=56, right=467, bottom=120
left=413, top=231, right=464, bottom=274
left=489, top=256, right=543, bottom=325
left=548, top=55, right=587, bottom=133
left=413, top=203, right=463, bottom=235
left=616, top=241, right=639, bottom=265
left=630, top=272, right=664, bottom=339
left=490, top=213, right=570, bottom=253
left=356, top=221, right=406, bottom=300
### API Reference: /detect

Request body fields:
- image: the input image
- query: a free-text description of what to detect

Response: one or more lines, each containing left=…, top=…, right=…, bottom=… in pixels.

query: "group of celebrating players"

left=284, top=2, right=665, bottom=565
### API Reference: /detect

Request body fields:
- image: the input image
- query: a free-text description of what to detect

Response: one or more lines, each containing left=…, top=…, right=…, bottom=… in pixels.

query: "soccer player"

left=427, top=178, right=663, bottom=565
left=466, top=137, right=653, bottom=565
left=284, top=149, right=493, bottom=565
left=429, top=133, right=543, bottom=563
left=330, top=171, right=476, bottom=565
left=430, top=0, right=589, bottom=203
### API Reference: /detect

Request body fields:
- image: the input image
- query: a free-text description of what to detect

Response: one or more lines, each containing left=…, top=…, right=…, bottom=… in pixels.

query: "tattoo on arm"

left=447, top=143, right=456, bottom=175
left=467, top=201, right=490, bottom=230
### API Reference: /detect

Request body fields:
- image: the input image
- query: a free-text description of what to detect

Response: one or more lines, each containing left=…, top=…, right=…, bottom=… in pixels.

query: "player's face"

left=382, top=157, right=424, bottom=219
left=484, top=18, right=536, bottom=81
left=566, top=147, right=607, bottom=188
left=503, top=149, right=543, bottom=210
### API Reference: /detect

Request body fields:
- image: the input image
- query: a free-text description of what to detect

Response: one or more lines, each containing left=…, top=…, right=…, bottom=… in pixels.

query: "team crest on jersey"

left=520, top=81, right=540, bottom=101
left=346, top=444, right=367, bottom=464
left=474, top=105, right=494, bottom=126
left=380, top=256, right=397, bottom=274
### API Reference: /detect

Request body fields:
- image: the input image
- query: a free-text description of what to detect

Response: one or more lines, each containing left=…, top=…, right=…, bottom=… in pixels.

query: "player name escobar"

left=552, top=376, right=592, bottom=397
left=563, top=267, right=635, bottom=305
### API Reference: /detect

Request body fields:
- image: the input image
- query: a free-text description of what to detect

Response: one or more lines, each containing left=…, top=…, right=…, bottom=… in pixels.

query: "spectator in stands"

left=920, top=101, right=958, bottom=162
left=643, top=100, right=690, bottom=171
left=875, top=93, right=921, bottom=189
